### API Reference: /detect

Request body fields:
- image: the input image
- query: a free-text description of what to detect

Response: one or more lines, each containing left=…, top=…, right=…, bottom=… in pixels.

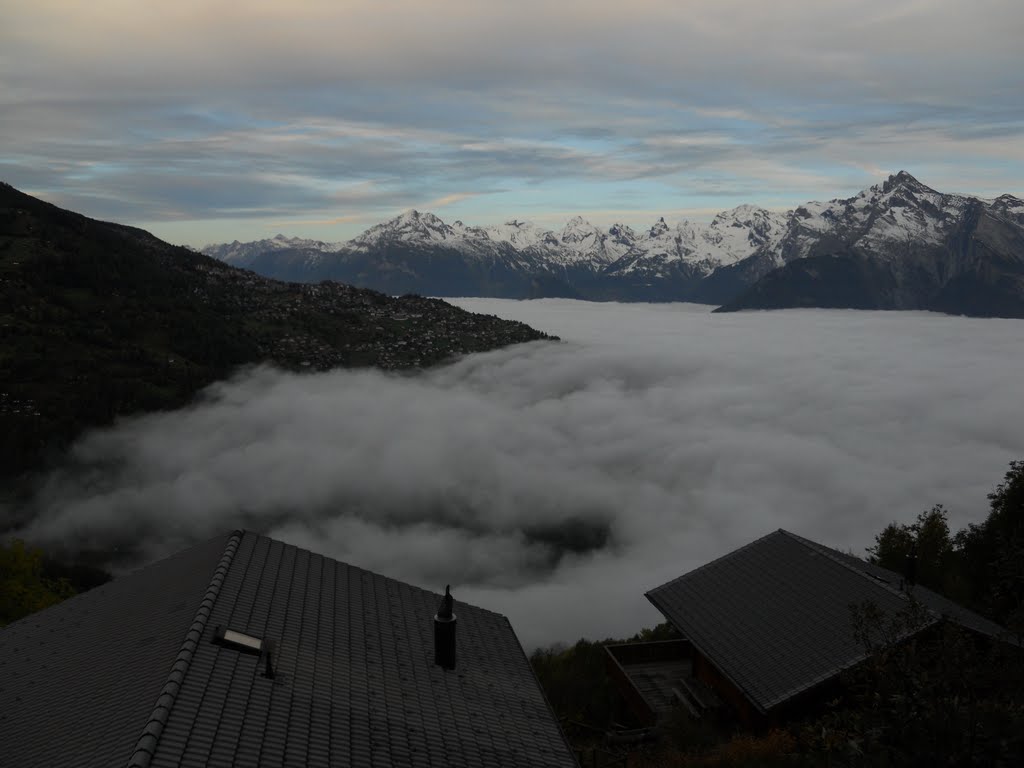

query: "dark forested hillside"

left=0, top=183, right=554, bottom=486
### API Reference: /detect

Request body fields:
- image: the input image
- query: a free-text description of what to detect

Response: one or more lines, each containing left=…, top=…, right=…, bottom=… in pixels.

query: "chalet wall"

left=692, top=650, right=761, bottom=727
left=604, top=652, right=657, bottom=727
left=604, top=640, right=692, bottom=728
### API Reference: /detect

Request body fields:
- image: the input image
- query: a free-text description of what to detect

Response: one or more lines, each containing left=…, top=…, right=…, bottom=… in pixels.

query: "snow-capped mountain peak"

left=704, top=205, right=787, bottom=255
left=711, top=204, right=769, bottom=227
left=483, top=219, right=559, bottom=250
left=990, top=194, right=1024, bottom=227
left=993, top=193, right=1024, bottom=207
left=555, top=217, right=636, bottom=265
left=858, top=171, right=943, bottom=211
left=783, top=170, right=984, bottom=263
left=646, top=217, right=670, bottom=239
left=397, top=209, right=443, bottom=226
left=392, top=209, right=448, bottom=234
left=616, top=206, right=788, bottom=278
left=880, top=169, right=933, bottom=194
left=608, top=222, right=637, bottom=245
left=351, top=209, right=456, bottom=248
left=201, top=233, right=343, bottom=263
left=560, top=216, right=601, bottom=245
left=199, top=172, right=1024, bottom=315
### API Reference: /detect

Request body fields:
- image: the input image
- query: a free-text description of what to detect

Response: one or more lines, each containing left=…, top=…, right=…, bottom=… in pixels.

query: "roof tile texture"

left=149, top=533, right=576, bottom=767
left=1, top=531, right=575, bottom=767
left=0, top=534, right=232, bottom=768
left=647, top=530, right=919, bottom=712
left=792, top=533, right=1010, bottom=640
left=647, top=529, right=1011, bottom=714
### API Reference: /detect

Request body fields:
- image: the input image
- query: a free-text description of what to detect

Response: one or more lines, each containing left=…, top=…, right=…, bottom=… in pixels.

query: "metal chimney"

left=434, top=585, right=457, bottom=670
left=904, top=551, right=917, bottom=588
left=904, top=542, right=918, bottom=589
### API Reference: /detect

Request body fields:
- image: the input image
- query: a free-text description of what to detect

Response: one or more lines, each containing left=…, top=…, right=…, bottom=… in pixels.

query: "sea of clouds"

left=18, top=300, right=1024, bottom=648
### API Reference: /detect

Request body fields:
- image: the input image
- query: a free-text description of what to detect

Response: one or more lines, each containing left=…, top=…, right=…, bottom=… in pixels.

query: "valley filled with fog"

left=19, top=300, right=1024, bottom=648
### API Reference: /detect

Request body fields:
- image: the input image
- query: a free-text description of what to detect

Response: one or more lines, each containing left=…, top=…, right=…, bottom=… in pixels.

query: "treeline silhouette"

left=531, top=460, right=1024, bottom=766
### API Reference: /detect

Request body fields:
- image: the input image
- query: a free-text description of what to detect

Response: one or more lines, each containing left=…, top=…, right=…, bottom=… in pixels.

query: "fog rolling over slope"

left=19, top=301, right=1024, bottom=648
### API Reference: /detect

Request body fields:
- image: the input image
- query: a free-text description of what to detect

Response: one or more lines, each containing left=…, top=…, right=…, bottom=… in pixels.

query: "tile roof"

left=0, top=533, right=233, bottom=768
left=1, top=531, right=576, bottom=768
left=646, top=529, right=1011, bottom=714
left=785, top=531, right=1010, bottom=641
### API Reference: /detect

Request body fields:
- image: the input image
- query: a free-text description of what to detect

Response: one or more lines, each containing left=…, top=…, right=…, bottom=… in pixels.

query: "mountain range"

left=0, top=182, right=552, bottom=486
left=203, top=172, right=1024, bottom=317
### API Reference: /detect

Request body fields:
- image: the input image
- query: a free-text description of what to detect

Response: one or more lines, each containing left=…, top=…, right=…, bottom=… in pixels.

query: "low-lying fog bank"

left=18, top=300, right=1024, bottom=648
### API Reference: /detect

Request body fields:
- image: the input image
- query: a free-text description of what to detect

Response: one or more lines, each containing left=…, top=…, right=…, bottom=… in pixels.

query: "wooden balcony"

left=604, top=639, right=695, bottom=726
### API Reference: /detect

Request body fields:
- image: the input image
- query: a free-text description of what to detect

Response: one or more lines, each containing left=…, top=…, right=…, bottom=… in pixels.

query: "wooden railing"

left=574, top=746, right=629, bottom=767
left=604, top=638, right=691, bottom=666
left=604, top=639, right=693, bottom=725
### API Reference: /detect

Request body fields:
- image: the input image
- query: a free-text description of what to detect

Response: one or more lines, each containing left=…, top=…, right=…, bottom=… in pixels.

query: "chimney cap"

left=434, top=585, right=457, bottom=671
left=436, top=585, right=455, bottom=622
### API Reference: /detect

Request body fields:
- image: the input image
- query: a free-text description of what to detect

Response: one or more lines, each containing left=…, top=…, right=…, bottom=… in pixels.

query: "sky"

left=2, top=1, right=1023, bottom=246
left=17, top=300, right=1024, bottom=649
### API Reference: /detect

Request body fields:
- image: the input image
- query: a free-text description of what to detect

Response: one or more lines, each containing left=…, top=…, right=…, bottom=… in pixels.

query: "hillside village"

left=0, top=183, right=556, bottom=485
left=194, top=262, right=554, bottom=371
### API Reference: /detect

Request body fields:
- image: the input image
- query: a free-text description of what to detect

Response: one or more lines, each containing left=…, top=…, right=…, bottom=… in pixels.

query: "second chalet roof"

left=646, top=529, right=1010, bottom=714
left=0, top=531, right=576, bottom=768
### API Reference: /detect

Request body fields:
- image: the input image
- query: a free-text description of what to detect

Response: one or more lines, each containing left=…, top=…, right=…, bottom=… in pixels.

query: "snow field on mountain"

left=204, top=173, right=1024, bottom=292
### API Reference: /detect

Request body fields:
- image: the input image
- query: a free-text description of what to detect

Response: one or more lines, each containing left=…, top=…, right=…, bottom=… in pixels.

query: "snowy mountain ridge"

left=203, top=233, right=344, bottom=264
left=325, top=203, right=789, bottom=273
left=201, top=172, right=1024, bottom=316
left=782, top=171, right=973, bottom=262
left=204, top=172, right=1021, bottom=276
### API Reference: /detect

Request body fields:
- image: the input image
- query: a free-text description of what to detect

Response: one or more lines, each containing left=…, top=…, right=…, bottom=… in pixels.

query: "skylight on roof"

left=213, top=626, right=263, bottom=655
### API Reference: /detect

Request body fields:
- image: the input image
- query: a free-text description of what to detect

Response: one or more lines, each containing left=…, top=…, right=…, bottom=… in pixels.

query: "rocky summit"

left=203, top=173, right=1024, bottom=317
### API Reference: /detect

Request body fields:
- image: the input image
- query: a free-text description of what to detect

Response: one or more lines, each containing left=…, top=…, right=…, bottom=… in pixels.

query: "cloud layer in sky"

left=2, top=1, right=1023, bottom=244
left=19, top=301, right=1024, bottom=648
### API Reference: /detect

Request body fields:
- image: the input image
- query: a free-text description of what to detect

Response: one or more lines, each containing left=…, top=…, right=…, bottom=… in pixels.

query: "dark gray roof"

left=0, top=533, right=233, bottom=768
left=646, top=529, right=1011, bottom=714
left=786, top=531, right=1010, bottom=641
left=1, top=531, right=576, bottom=768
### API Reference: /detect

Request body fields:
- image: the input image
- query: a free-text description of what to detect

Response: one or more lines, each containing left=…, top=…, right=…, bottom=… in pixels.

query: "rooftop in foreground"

left=645, top=529, right=1013, bottom=717
left=0, top=531, right=577, bottom=768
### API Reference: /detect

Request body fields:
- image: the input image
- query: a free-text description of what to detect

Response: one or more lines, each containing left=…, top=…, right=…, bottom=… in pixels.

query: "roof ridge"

left=645, top=528, right=788, bottom=599
left=778, top=530, right=931, bottom=610
left=504, top=615, right=578, bottom=758
left=125, top=531, right=244, bottom=768
left=644, top=532, right=797, bottom=716
left=781, top=531, right=1021, bottom=644
left=248, top=530, right=510, bottom=620
left=647, top=529, right=939, bottom=714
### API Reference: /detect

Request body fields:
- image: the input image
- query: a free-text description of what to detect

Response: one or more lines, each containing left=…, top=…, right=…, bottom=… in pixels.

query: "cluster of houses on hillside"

left=193, top=261, right=552, bottom=371
left=0, top=392, right=40, bottom=417
left=1, top=528, right=1017, bottom=766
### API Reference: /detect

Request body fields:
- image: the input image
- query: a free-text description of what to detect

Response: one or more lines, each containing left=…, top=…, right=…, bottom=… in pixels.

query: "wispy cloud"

left=424, top=191, right=481, bottom=209
left=268, top=213, right=367, bottom=227
left=2, top=1, right=1022, bottom=243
